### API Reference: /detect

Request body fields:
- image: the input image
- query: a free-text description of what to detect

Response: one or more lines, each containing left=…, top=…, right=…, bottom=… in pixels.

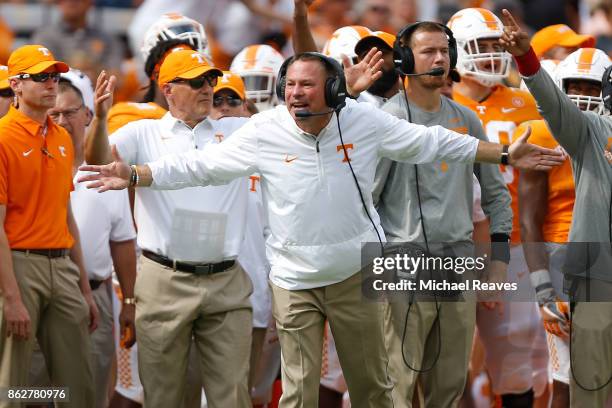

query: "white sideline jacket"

left=148, top=99, right=479, bottom=290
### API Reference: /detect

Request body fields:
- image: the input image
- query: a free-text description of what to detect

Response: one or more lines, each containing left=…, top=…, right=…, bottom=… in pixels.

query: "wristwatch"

left=123, top=297, right=136, bottom=305
left=500, top=144, right=510, bottom=165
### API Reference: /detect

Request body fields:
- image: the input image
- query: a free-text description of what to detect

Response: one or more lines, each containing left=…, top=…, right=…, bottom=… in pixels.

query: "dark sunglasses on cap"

left=17, top=72, right=61, bottom=83
left=171, top=73, right=219, bottom=89
left=213, top=95, right=243, bottom=107
left=0, top=88, right=14, bottom=98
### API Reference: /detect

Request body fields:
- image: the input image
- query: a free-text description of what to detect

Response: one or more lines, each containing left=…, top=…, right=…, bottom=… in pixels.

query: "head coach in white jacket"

left=80, top=50, right=563, bottom=408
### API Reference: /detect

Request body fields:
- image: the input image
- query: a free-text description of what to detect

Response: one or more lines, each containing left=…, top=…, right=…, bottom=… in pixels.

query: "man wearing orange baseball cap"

left=84, top=49, right=254, bottom=408
left=211, top=71, right=249, bottom=119
left=531, top=24, right=596, bottom=60
left=353, top=30, right=400, bottom=105
left=0, top=65, right=12, bottom=117
left=0, top=45, right=97, bottom=407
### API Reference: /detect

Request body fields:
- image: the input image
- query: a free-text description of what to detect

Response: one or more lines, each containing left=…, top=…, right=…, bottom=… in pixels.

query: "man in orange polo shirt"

left=0, top=45, right=98, bottom=408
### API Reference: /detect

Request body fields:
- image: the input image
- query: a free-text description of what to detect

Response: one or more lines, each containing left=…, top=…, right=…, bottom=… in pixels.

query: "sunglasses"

left=0, top=88, right=14, bottom=98
left=16, top=72, right=61, bottom=83
left=213, top=96, right=243, bottom=107
left=171, top=73, right=218, bottom=89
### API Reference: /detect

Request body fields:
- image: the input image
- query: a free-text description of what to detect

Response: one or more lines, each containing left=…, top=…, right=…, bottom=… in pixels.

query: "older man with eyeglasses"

left=84, top=49, right=254, bottom=408
left=0, top=44, right=98, bottom=408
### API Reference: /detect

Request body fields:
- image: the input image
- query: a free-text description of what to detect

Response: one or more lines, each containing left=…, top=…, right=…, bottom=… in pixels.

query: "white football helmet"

left=322, top=25, right=372, bottom=65
left=556, top=47, right=611, bottom=113
left=230, top=44, right=284, bottom=111
left=141, top=13, right=210, bottom=66
left=447, top=8, right=512, bottom=87
left=520, top=59, right=560, bottom=91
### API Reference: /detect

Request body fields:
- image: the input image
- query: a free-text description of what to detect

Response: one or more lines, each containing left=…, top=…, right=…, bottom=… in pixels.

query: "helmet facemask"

left=457, top=37, right=511, bottom=87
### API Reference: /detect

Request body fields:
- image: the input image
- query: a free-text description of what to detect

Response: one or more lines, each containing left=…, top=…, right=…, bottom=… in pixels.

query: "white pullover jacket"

left=148, top=99, right=479, bottom=290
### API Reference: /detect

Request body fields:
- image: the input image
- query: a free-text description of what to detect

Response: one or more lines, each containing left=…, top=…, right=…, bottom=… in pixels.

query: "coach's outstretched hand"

left=499, top=9, right=531, bottom=57
left=508, top=126, right=564, bottom=171
left=78, top=145, right=132, bottom=192
left=343, top=47, right=384, bottom=97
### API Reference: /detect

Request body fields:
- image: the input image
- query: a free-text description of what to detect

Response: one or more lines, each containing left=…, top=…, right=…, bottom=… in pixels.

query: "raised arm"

left=240, top=0, right=292, bottom=26
left=85, top=71, right=116, bottom=164
left=499, top=9, right=589, bottom=157
left=292, top=0, right=318, bottom=53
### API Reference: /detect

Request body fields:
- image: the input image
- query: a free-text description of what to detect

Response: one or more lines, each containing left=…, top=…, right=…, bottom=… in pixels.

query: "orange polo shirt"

left=0, top=106, right=74, bottom=249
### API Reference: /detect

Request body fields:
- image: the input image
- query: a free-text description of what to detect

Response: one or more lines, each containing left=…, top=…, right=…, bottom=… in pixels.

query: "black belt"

left=89, top=280, right=105, bottom=290
left=142, top=250, right=235, bottom=276
left=14, top=248, right=69, bottom=258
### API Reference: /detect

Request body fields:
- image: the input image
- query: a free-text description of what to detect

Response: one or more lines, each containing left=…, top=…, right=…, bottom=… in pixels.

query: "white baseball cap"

left=60, top=69, right=95, bottom=114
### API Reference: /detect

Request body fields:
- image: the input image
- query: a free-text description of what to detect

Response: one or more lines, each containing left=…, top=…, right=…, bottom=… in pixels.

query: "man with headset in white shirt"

left=80, top=50, right=563, bottom=408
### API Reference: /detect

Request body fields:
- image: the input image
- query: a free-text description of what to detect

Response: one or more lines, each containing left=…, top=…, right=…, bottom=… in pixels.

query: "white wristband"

left=529, top=269, right=552, bottom=290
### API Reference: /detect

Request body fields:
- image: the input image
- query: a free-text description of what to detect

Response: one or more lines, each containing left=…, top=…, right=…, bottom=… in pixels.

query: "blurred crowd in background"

left=0, top=0, right=610, bottom=105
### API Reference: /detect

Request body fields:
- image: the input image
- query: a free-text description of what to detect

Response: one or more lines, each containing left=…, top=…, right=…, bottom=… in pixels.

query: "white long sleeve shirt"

left=148, top=99, right=479, bottom=290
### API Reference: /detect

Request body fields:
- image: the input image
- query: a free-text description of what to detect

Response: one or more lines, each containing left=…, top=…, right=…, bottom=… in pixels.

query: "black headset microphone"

left=294, top=109, right=335, bottom=118
left=400, top=66, right=446, bottom=77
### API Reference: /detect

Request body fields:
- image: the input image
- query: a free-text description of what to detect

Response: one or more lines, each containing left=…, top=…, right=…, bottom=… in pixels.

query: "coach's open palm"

left=78, top=145, right=131, bottom=192
left=94, top=70, right=116, bottom=119
left=508, top=126, right=565, bottom=171
left=343, top=47, right=384, bottom=96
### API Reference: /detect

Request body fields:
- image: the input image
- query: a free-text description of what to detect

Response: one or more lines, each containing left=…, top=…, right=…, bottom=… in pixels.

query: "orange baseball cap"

left=214, top=71, right=246, bottom=100
left=158, top=49, right=222, bottom=86
left=8, top=45, right=69, bottom=77
left=354, top=31, right=396, bottom=56
left=0, top=65, right=8, bottom=89
left=531, top=25, right=595, bottom=57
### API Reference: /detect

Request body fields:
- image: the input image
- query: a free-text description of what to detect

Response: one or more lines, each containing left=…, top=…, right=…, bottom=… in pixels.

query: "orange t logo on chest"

left=249, top=175, right=260, bottom=192
left=336, top=144, right=354, bottom=162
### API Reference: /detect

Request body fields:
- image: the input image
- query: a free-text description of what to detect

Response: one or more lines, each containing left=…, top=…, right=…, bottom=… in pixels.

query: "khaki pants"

left=29, top=280, right=114, bottom=408
left=0, top=251, right=93, bottom=408
left=385, top=295, right=476, bottom=408
left=271, top=272, right=394, bottom=408
left=135, top=257, right=253, bottom=408
left=570, top=279, right=612, bottom=407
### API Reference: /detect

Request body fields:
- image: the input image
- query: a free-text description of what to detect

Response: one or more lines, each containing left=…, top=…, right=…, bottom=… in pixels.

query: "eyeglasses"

left=48, top=104, right=84, bottom=121
left=171, top=73, right=218, bottom=89
left=0, top=88, right=14, bottom=98
left=17, top=72, right=61, bottom=83
left=213, top=95, right=243, bottom=107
